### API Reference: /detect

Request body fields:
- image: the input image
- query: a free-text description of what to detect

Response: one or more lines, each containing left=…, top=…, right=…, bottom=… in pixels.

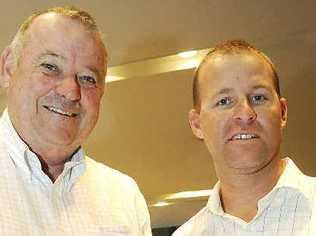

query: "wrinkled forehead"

left=24, top=13, right=106, bottom=56
left=21, top=13, right=107, bottom=72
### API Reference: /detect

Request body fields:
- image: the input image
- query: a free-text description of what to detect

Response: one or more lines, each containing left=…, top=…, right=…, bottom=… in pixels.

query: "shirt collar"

left=0, top=108, right=86, bottom=190
left=207, top=181, right=225, bottom=215
left=0, top=109, right=30, bottom=175
left=206, top=158, right=304, bottom=215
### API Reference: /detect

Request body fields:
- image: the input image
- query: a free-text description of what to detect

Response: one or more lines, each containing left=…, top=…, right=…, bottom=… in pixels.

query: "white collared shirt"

left=0, top=109, right=152, bottom=235
left=173, top=158, right=316, bottom=236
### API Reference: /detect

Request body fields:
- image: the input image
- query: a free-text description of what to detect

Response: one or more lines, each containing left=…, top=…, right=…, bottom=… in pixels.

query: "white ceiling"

left=0, top=0, right=315, bottom=228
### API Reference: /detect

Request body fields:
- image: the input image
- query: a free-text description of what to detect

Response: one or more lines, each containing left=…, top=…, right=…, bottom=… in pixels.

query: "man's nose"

left=233, top=99, right=257, bottom=125
left=55, top=76, right=81, bottom=101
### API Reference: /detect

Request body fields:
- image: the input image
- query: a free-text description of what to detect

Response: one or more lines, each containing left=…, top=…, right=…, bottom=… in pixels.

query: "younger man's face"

left=189, top=51, right=287, bottom=175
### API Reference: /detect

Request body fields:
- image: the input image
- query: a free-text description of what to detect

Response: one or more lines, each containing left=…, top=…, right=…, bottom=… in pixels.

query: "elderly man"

left=0, top=6, right=151, bottom=235
left=173, top=40, right=316, bottom=235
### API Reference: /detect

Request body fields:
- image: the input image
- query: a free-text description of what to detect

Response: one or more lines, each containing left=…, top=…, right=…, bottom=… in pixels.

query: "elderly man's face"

left=189, top=52, right=287, bottom=175
left=7, top=13, right=106, bottom=152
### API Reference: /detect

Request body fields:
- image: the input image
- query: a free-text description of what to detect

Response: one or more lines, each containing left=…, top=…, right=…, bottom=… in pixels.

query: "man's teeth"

left=232, top=134, right=257, bottom=140
left=45, top=106, right=76, bottom=117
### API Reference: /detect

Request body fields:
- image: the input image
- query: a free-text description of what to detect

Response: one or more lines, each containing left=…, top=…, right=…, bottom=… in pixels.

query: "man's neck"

left=218, top=158, right=286, bottom=222
left=31, top=146, right=78, bottom=182
left=38, top=157, right=66, bottom=182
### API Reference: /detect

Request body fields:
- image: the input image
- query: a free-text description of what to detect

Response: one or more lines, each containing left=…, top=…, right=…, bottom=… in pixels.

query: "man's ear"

left=279, top=97, right=288, bottom=128
left=188, top=109, right=204, bottom=139
left=0, top=46, right=16, bottom=88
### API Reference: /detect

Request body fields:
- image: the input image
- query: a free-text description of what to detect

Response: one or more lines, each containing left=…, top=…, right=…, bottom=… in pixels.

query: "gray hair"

left=10, top=6, right=105, bottom=65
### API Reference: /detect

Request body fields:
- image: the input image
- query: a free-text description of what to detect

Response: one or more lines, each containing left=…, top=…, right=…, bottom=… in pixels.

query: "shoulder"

left=282, top=158, right=316, bottom=193
left=84, top=156, right=139, bottom=191
left=290, top=161, right=316, bottom=193
left=298, top=173, right=316, bottom=195
left=79, top=157, right=151, bottom=234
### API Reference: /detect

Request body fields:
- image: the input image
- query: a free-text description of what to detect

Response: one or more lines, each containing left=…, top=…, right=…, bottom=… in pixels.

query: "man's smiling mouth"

left=43, top=105, right=78, bottom=117
left=229, top=133, right=259, bottom=141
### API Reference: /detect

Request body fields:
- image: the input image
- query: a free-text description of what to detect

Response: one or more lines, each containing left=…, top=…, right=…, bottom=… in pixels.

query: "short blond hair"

left=193, top=40, right=281, bottom=111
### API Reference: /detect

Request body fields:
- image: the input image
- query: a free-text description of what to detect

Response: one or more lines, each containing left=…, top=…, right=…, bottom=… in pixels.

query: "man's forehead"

left=25, top=14, right=101, bottom=51
left=198, top=52, right=276, bottom=94
left=200, top=52, right=272, bottom=79
left=20, top=15, right=105, bottom=72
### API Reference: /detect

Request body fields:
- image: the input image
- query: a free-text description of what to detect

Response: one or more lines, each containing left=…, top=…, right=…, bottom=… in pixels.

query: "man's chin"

left=39, top=131, right=79, bottom=147
left=228, top=164, right=267, bottom=175
left=223, top=152, right=271, bottom=175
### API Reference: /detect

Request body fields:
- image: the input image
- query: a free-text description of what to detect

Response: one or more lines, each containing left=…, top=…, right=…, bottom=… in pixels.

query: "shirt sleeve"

left=133, top=182, right=152, bottom=236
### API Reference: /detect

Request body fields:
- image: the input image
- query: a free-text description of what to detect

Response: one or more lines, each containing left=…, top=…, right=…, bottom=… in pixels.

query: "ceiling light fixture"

left=106, top=48, right=211, bottom=81
left=151, top=201, right=172, bottom=207
left=178, top=50, right=197, bottom=58
left=181, top=59, right=200, bottom=69
left=164, top=190, right=211, bottom=200
left=150, top=189, right=211, bottom=208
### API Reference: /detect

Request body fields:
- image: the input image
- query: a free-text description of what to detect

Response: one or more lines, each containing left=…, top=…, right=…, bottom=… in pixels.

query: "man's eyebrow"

left=209, top=88, right=233, bottom=101
left=214, top=88, right=234, bottom=96
left=37, top=51, right=66, bottom=61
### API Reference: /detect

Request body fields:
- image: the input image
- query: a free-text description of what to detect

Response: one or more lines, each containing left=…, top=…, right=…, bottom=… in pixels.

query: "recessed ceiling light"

left=106, top=48, right=210, bottom=79
left=178, top=50, right=197, bottom=58
left=164, top=190, right=212, bottom=200
left=181, top=59, right=200, bottom=69
left=151, top=201, right=172, bottom=207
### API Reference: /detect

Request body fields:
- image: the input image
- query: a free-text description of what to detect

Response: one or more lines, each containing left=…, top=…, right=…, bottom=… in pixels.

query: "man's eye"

left=251, top=95, right=266, bottom=104
left=40, top=63, right=58, bottom=72
left=78, top=75, right=97, bottom=86
left=216, top=97, right=232, bottom=106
